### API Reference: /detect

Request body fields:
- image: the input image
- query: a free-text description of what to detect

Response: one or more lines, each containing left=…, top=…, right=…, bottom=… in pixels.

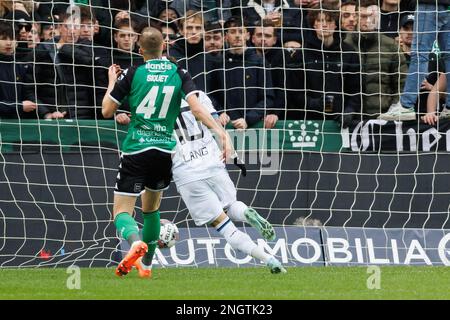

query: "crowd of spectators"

left=0, top=0, right=447, bottom=129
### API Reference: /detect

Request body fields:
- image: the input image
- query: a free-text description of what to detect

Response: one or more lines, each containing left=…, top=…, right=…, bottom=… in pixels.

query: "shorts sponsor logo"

left=156, top=180, right=166, bottom=190
left=133, top=183, right=143, bottom=193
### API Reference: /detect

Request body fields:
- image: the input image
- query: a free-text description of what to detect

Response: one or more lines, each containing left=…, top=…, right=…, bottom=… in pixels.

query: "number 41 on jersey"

left=136, top=85, right=175, bottom=119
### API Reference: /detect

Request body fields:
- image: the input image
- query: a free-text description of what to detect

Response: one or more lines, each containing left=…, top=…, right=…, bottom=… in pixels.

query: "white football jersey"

left=172, top=91, right=226, bottom=186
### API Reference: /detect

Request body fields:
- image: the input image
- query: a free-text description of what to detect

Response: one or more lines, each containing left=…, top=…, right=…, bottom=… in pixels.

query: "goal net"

left=0, top=1, right=449, bottom=268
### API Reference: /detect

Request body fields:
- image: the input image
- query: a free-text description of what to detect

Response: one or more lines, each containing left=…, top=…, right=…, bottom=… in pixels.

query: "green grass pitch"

left=0, top=266, right=449, bottom=299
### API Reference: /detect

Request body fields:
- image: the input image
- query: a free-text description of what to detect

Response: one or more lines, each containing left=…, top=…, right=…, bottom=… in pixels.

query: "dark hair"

left=130, top=18, right=160, bottom=34
left=0, top=21, right=15, bottom=40
left=322, top=0, right=340, bottom=9
left=356, top=0, right=377, bottom=9
left=156, top=7, right=181, bottom=21
left=110, top=0, right=136, bottom=12
left=307, top=6, right=340, bottom=29
left=341, top=0, right=357, bottom=6
left=157, top=21, right=179, bottom=34
left=114, top=18, right=137, bottom=34
left=224, top=16, right=247, bottom=32
left=247, top=19, right=277, bottom=36
left=204, top=21, right=222, bottom=33
left=58, top=11, right=78, bottom=24
left=79, top=5, right=96, bottom=23
left=247, top=18, right=276, bottom=28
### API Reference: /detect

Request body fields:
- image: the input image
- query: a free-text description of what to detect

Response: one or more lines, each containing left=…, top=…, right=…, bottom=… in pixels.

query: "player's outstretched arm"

left=102, top=64, right=122, bottom=118
left=186, top=93, right=234, bottom=162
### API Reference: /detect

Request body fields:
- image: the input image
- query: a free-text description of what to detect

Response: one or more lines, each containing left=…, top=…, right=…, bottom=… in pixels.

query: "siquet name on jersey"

left=147, top=74, right=169, bottom=82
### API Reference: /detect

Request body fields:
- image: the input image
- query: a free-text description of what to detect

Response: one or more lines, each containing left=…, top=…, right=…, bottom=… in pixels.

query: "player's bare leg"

left=113, top=194, right=148, bottom=277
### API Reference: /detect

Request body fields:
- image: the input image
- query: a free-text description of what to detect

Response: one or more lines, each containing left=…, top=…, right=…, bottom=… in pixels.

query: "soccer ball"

left=158, top=219, right=179, bottom=249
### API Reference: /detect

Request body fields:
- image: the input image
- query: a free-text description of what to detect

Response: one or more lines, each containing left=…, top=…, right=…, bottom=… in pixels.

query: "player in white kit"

left=171, top=91, right=287, bottom=274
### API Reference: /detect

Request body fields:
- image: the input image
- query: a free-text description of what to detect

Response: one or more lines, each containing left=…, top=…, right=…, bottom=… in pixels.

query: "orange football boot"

left=134, top=257, right=152, bottom=278
left=115, top=241, right=148, bottom=277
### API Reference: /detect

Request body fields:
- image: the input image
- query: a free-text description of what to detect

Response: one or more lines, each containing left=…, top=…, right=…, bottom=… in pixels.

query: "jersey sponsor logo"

left=146, top=62, right=173, bottom=72
left=137, top=127, right=166, bottom=135
left=137, top=125, right=166, bottom=133
left=138, top=136, right=171, bottom=143
left=182, top=146, right=209, bottom=162
left=147, top=74, right=169, bottom=82
left=135, top=130, right=173, bottom=143
left=137, top=129, right=152, bottom=136
left=153, top=123, right=167, bottom=132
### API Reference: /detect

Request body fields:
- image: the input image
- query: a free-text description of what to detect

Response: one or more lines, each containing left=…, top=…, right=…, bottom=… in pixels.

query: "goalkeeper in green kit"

left=102, top=27, right=233, bottom=278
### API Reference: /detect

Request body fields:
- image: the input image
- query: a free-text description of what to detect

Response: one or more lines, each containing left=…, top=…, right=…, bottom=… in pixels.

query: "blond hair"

left=179, top=10, right=203, bottom=29
left=139, top=26, right=163, bottom=58
left=0, top=1, right=33, bottom=17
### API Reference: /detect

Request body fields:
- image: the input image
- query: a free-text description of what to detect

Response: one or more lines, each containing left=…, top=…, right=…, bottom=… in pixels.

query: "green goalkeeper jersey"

left=109, top=57, right=197, bottom=155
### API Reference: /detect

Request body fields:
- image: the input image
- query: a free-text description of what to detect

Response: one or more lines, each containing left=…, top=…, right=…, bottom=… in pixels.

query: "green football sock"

left=141, top=210, right=160, bottom=266
left=114, top=212, right=140, bottom=246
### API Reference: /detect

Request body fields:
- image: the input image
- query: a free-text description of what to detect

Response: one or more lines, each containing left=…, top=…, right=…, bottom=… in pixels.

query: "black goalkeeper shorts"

left=114, top=149, right=173, bottom=196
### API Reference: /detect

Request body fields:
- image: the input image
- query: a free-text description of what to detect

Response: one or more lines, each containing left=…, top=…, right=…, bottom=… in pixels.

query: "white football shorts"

left=177, top=171, right=237, bottom=226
